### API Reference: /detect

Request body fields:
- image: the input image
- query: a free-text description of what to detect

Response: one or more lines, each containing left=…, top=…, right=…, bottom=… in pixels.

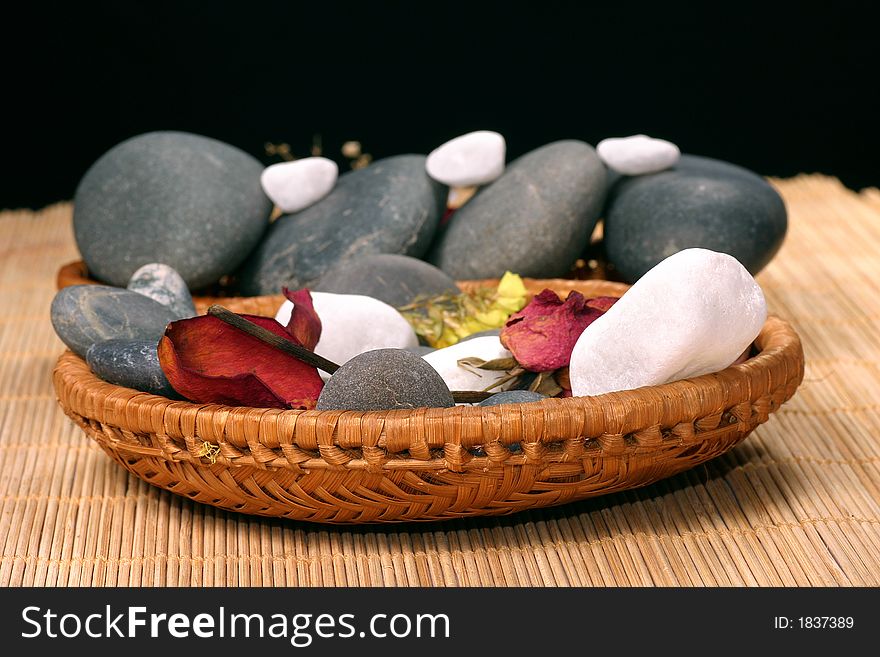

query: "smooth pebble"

left=275, top=292, right=418, bottom=380
left=422, top=336, right=515, bottom=392
left=51, top=285, right=179, bottom=359
left=316, top=349, right=454, bottom=411
left=127, top=263, right=196, bottom=318
left=425, top=130, right=506, bottom=187
left=597, top=134, right=680, bottom=175
left=569, top=248, right=767, bottom=397
left=260, top=157, right=338, bottom=213
left=478, top=390, right=547, bottom=407
left=430, top=140, right=606, bottom=279
left=315, top=253, right=459, bottom=307
left=86, top=339, right=177, bottom=397
left=236, top=155, right=446, bottom=295
left=73, top=131, right=271, bottom=289
left=603, top=154, right=788, bottom=282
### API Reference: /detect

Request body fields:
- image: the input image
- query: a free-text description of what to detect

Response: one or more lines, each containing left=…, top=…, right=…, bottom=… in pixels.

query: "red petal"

left=500, top=290, right=617, bottom=372
left=586, top=296, right=618, bottom=312
left=282, top=287, right=322, bottom=351
left=157, top=314, right=324, bottom=409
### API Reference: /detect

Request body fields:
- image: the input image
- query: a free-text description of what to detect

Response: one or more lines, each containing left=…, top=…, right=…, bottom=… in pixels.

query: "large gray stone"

left=236, top=155, right=447, bottom=295
left=315, top=254, right=460, bottom=307
left=603, top=155, right=788, bottom=282
left=51, top=285, right=178, bottom=358
left=316, top=348, right=454, bottom=411
left=73, top=131, right=272, bottom=289
left=86, top=339, right=178, bottom=398
left=429, top=140, right=606, bottom=279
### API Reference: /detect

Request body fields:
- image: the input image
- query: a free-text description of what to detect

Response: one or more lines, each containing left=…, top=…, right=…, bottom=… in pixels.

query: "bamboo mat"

left=2, top=174, right=880, bottom=587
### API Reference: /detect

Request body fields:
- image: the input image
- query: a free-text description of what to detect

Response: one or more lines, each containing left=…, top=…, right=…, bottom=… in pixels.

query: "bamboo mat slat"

left=2, top=174, right=880, bottom=587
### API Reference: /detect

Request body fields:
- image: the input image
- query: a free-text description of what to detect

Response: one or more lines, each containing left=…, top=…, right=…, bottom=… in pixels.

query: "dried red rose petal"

left=282, top=287, right=321, bottom=350
left=500, top=289, right=618, bottom=372
left=157, top=290, right=324, bottom=409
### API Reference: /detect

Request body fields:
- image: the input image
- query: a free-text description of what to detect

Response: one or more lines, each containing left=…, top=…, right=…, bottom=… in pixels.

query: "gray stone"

left=461, top=329, right=501, bottom=342
left=86, top=339, right=178, bottom=398
left=429, top=140, right=606, bottom=279
left=477, top=390, right=547, bottom=406
left=73, top=131, right=272, bottom=289
left=236, top=155, right=447, bottom=295
left=316, top=348, right=454, bottom=411
left=405, top=345, right=437, bottom=356
left=314, top=254, right=460, bottom=307
left=51, top=285, right=179, bottom=358
left=603, top=155, right=787, bottom=282
left=127, top=263, right=197, bottom=318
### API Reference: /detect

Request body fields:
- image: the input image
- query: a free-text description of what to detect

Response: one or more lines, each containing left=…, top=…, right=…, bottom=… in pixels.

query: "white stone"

left=426, top=130, right=506, bottom=187
left=569, top=248, right=767, bottom=397
left=422, top=336, right=515, bottom=392
left=126, top=263, right=196, bottom=318
left=260, top=157, right=338, bottom=213
left=596, top=134, right=680, bottom=176
left=275, top=292, right=418, bottom=380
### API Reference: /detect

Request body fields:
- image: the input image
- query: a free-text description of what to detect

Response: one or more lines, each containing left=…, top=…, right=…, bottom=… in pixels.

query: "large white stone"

left=425, top=130, right=506, bottom=187
left=275, top=292, right=418, bottom=380
left=597, top=134, right=680, bottom=176
left=422, top=336, right=515, bottom=392
left=569, top=248, right=767, bottom=397
left=260, top=157, right=338, bottom=213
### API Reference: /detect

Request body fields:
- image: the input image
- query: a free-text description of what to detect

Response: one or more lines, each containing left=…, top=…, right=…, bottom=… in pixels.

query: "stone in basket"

left=52, top=273, right=804, bottom=524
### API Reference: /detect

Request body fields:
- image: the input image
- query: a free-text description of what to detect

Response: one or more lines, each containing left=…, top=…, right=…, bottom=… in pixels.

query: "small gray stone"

left=316, top=348, right=454, bottom=411
left=603, top=155, right=787, bottom=282
left=405, top=345, right=437, bottom=356
left=73, top=131, right=272, bottom=289
left=461, top=329, right=501, bottom=342
left=86, top=339, right=178, bottom=398
left=236, top=155, right=447, bottom=295
left=477, top=390, right=547, bottom=407
left=127, top=263, right=196, bottom=318
left=315, top=254, right=460, bottom=307
left=51, top=285, right=179, bottom=358
left=429, top=140, right=606, bottom=279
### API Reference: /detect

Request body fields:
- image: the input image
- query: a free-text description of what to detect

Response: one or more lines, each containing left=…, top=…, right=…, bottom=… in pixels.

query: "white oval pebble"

left=260, top=157, right=338, bottom=213
left=422, top=336, right=515, bottom=393
left=596, top=134, right=680, bottom=176
left=425, top=130, right=506, bottom=187
left=275, top=292, right=418, bottom=380
left=569, top=248, right=766, bottom=397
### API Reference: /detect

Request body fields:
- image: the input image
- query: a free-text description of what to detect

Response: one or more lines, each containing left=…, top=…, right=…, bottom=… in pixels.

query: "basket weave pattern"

left=52, top=280, right=804, bottom=523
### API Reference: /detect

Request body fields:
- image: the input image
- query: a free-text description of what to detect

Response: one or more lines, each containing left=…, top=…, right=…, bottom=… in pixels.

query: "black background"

left=3, top=1, right=879, bottom=209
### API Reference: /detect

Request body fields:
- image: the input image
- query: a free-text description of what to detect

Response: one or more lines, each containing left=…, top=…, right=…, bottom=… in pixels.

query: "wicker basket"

left=52, top=279, right=804, bottom=523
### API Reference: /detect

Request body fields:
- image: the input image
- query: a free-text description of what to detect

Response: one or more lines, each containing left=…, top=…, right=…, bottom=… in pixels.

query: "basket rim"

left=53, top=313, right=803, bottom=451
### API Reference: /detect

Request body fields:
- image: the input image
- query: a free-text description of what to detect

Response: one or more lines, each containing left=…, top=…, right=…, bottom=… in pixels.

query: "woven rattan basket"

left=52, top=278, right=804, bottom=523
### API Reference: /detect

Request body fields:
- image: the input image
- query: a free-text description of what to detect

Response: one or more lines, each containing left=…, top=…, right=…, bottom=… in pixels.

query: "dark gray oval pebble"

left=236, top=155, right=447, bottom=295
left=603, top=154, right=787, bottom=282
left=315, top=254, right=460, bottom=308
left=86, top=339, right=178, bottom=398
left=429, top=140, right=606, bottom=279
left=51, top=285, right=179, bottom=358
left=316, top=348, right=454, bottom=411
left=74, top=131, right=272, bottom=289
